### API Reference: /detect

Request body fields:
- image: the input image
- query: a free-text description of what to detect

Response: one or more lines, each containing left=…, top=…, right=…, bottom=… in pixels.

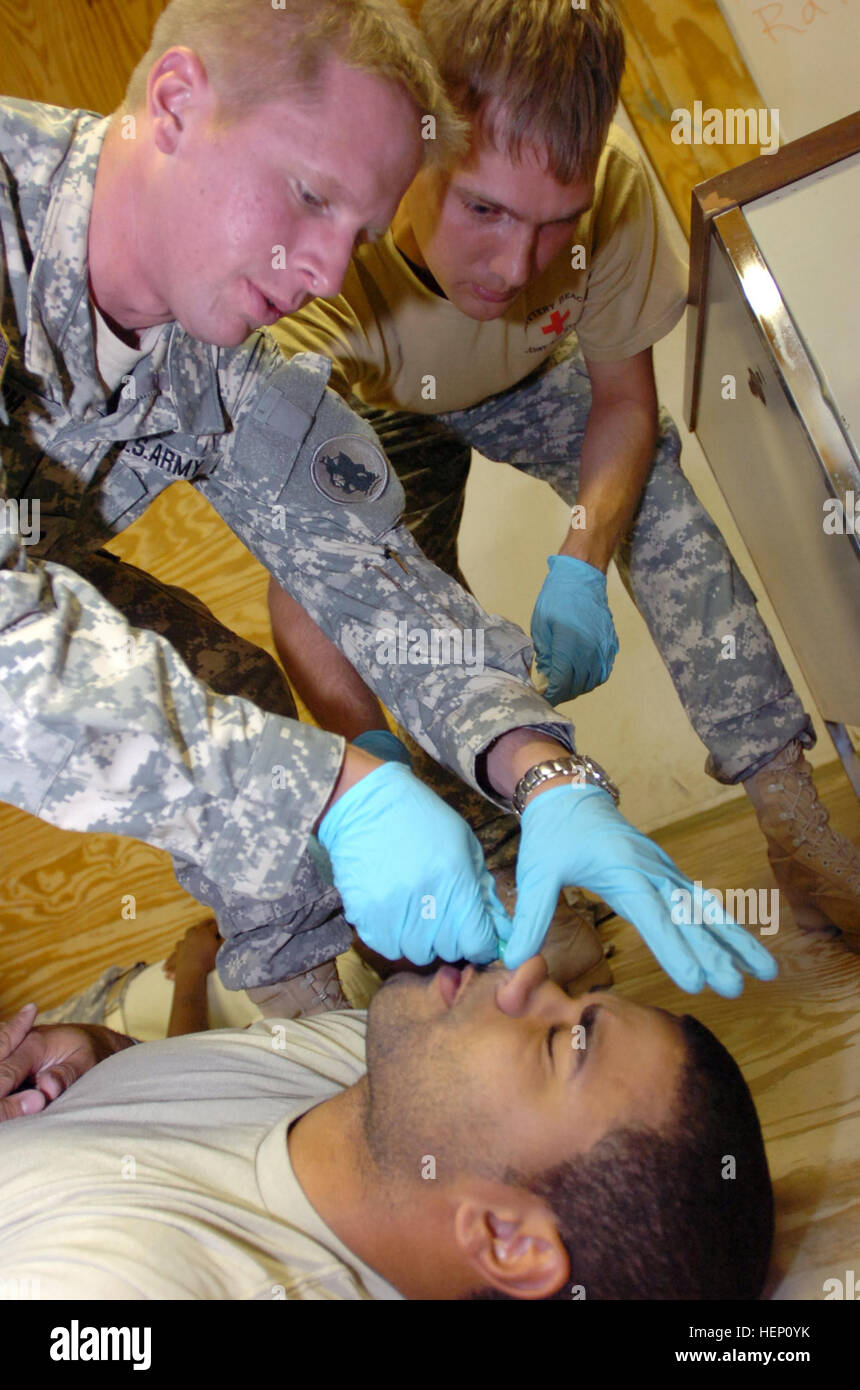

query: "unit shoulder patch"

left=310, top=434, right=389, bottom=503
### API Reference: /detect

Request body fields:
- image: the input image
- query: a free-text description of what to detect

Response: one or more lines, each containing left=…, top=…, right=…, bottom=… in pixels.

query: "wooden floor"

left=0, top=0, right=856, bottom=1307
left=0, top=482, right=858, bottom=1302
left=605, top=768, right=860, bottom=1303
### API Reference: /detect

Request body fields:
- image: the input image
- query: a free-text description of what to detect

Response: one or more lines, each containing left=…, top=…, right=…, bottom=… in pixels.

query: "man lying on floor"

left=0, top=956, right=772, bottom=1300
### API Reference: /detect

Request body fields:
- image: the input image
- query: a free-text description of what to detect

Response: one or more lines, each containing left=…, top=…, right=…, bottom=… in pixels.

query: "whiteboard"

left=744, top=151, right=860, bottom=454
left=716, top=0, right=860, bottom=142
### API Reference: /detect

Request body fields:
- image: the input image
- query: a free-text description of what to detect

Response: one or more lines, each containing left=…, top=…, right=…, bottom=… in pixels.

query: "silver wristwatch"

left=512, top=753, right=620, bottom=816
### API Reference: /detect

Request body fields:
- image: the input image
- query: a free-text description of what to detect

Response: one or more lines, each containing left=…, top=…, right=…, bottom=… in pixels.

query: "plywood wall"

left=1, top=0, right=168, bottom=115
left=615, top=0, right=766, bottom=235
left=0, top=0, right=765, bottom=233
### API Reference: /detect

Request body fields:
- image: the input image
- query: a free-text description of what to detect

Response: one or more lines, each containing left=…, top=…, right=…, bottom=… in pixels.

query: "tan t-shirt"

left=0, top=1012, right=402, bottom=1300
left=270, top=124, right=688, bottom=415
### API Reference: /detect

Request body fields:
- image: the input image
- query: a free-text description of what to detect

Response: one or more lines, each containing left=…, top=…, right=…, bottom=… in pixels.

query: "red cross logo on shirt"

left=542, top=309, right=570, bottom=338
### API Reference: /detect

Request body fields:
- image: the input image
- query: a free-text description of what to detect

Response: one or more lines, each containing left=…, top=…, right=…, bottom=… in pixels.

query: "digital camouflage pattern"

left=0, top=99, right=576, bottom=984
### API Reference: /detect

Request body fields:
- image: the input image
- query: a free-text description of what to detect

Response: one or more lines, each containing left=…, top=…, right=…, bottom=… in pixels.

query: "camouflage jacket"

left=0, top=99, right=576, bottom=901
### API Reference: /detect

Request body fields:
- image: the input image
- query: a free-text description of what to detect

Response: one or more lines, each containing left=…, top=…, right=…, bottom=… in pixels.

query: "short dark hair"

left=416, top=0, right=626, bottom=182
left=468, top=1013, right=774, bottom=1300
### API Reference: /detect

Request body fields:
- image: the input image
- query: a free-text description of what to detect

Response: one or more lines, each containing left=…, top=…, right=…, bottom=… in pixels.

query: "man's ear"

left=454, top=1192, right=569, bottom=1300
left=147, top=47, right=211, bottom=156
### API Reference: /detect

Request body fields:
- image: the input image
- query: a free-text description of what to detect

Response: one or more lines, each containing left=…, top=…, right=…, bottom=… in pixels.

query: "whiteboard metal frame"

left=687, top=166, right=860, bottom=797
left=712, top=204, right=860, bottom=559
left=685, top=109, right=860, bottom=433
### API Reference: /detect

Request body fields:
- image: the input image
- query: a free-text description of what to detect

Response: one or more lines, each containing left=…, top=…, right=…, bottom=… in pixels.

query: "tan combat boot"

left=744, top=740, right=860, bottom=951
left=492, top=868, right=613, bottom=994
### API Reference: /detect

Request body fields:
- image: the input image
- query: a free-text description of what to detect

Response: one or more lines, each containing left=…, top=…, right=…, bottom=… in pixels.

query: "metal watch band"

left=512, top=754, right=620, bottom=816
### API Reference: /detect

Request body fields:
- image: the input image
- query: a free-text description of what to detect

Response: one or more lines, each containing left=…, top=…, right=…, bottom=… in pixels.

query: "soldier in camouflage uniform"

left=0, top=0, right=779, bottom=1006
left=269, top=0, right=860, bottom=953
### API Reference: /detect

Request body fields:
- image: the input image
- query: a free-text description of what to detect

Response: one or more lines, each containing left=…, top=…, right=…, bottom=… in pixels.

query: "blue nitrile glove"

left=307, top=730, right=412, bottom=888
left=501, top=783, right=779, bottom=997
left=530, top=554, right=619, bottom=704
left=318, top=761, right=508, bottom=965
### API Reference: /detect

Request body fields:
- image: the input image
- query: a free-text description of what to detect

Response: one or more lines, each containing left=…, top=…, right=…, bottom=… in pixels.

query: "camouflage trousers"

left=352, top=336, right=814, bottom=864
left=77, top=550, right=353, bottom=989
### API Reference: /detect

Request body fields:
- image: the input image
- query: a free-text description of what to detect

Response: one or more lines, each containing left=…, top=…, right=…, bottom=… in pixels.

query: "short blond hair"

left=415, top=0, right=626, bottom=182
left=123, top=0, right=467, bottom=166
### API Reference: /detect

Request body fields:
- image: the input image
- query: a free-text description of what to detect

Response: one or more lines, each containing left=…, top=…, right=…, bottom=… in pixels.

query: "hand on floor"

left=0, top=1004, right=123, bottom=1121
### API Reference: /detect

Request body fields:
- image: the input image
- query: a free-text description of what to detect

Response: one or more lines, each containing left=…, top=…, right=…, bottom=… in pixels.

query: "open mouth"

left=436, top=963, right=476, bottom=1008
left=249, top=280, right=292, bottom=324
left=263, top=293, right=290, bottom=319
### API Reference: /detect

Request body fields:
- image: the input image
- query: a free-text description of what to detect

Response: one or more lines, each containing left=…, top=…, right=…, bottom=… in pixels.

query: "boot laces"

left=771, top=774, right=858, bottom=877
left=765, top=747, right=860, bottom=893
left=770, top=768, right=828, bottom=845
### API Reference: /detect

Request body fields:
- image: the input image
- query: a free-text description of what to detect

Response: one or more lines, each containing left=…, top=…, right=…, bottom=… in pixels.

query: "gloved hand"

left=501, top=783, right=779, bottom=997
left=530, top=554, right=619, bottom=703
left=318, top=761, right=508, bottom=965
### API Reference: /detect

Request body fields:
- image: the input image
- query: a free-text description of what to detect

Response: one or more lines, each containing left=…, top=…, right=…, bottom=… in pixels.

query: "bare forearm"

left=167, top=969, right=210, bottom=1037
left=268, top=577, right=385, bottom=738
left=484, top=728, right=573, bottom=802
left=560, top=396, right=657, bottom=572
left=315, top=744, right=384, bottom=825
left=75, top=1024, right=138, bottom=1058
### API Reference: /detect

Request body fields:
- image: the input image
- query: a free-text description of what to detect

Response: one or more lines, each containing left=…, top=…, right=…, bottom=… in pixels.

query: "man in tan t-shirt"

left=0, top=959, right=773, bottom=1299
left=267, top=0, right=860, bottom=955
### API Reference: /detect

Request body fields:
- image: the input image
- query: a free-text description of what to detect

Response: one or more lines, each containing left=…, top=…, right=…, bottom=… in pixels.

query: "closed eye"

left=574, top=1004, right=600, bottom=1073
left=549, top=1004, right=602, bottom=1073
